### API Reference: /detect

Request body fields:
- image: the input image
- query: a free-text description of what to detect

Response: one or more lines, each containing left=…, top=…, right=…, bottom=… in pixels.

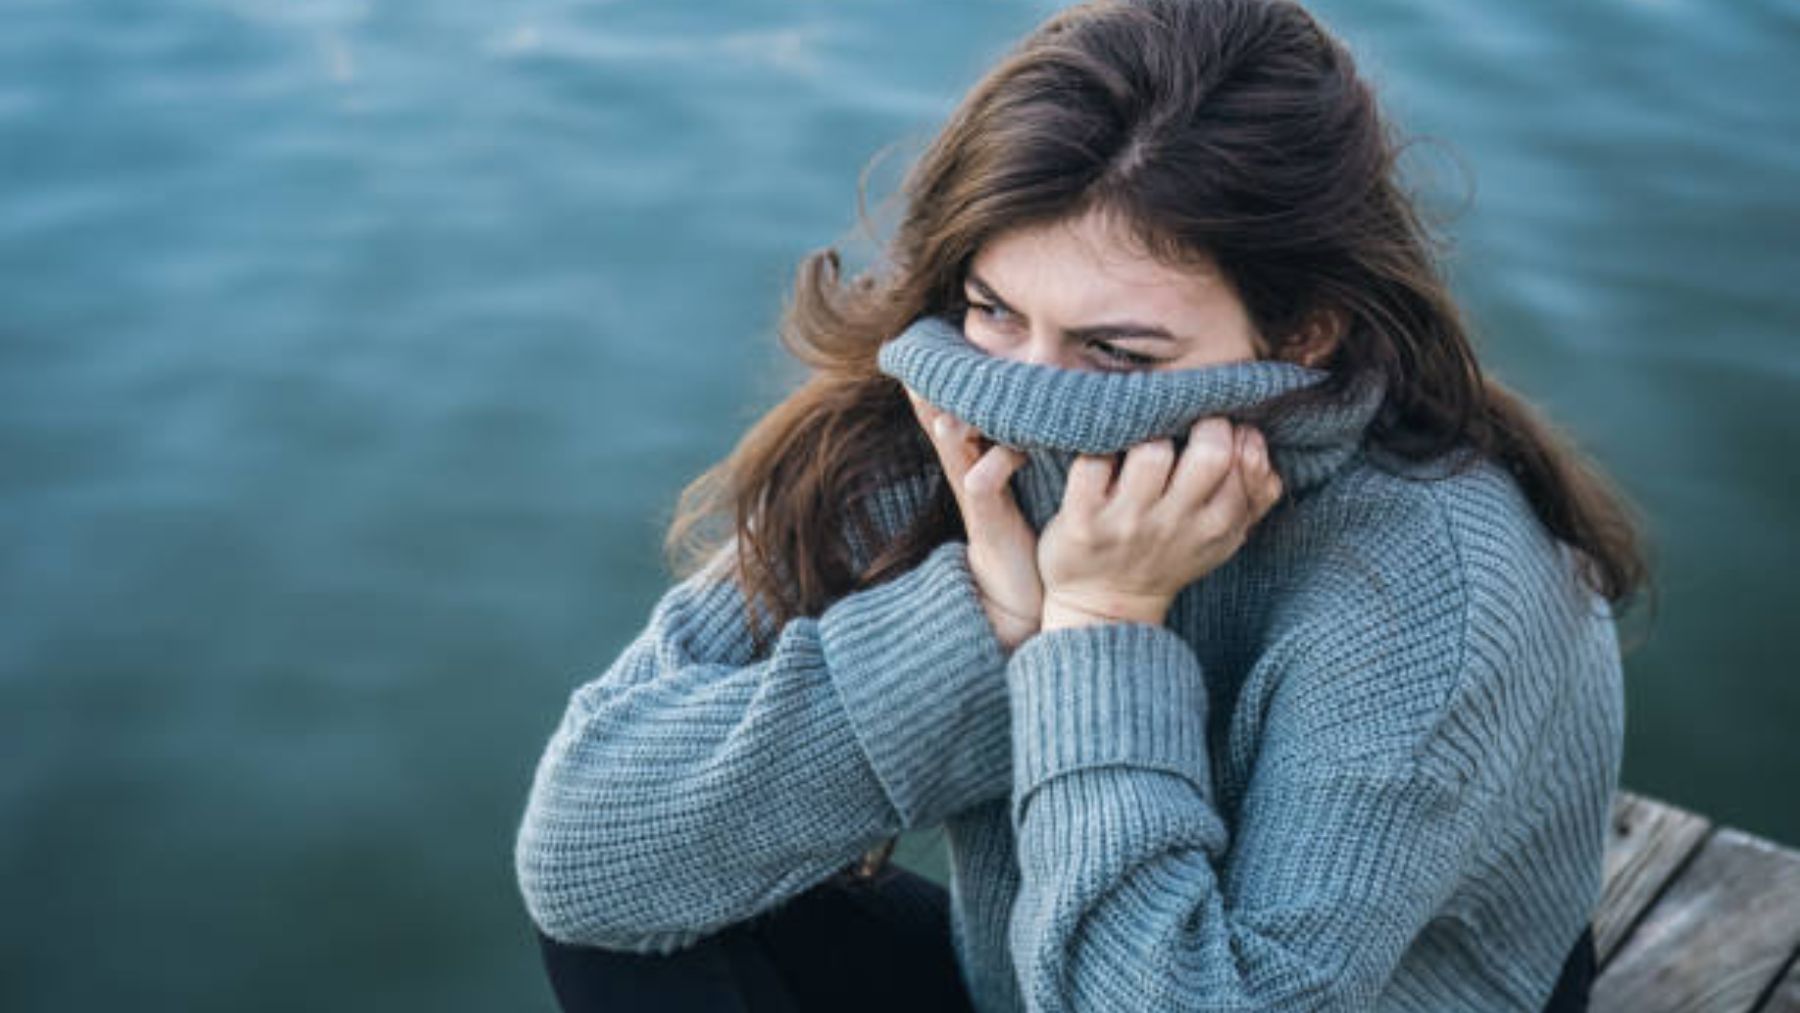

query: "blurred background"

left=2, top=0, right=1795, bottom=1009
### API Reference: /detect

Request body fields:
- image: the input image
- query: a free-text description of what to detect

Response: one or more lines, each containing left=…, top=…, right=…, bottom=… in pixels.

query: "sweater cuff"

left=818, top=539, right=1012, bottom=830
left=1006, top=621, right=1213, bottom=826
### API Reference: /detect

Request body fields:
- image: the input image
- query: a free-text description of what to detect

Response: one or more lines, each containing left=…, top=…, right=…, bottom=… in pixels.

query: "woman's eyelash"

left=967, top=298, right=1013, bottom=323
left=964, top=297, right=1159, bottom=369
left=1092, top=343, right=1156, bottom=366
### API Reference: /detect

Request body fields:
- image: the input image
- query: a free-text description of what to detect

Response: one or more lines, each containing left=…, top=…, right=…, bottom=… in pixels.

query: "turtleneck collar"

left=877, top=313, right=1387, bottom=530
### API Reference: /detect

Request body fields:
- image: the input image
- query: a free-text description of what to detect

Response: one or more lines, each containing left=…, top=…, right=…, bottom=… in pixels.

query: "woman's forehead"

left=967, top=212, right=1240, bottom=331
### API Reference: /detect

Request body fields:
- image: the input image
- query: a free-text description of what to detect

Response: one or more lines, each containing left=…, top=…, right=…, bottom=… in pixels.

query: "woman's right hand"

left=904, top=385, right=1042, bottom=654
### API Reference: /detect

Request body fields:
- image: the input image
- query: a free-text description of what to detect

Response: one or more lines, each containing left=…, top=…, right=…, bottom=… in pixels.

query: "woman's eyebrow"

left=965, top=271, right=1179, bottom=343
left=964, top=272, right=1015, bottom=311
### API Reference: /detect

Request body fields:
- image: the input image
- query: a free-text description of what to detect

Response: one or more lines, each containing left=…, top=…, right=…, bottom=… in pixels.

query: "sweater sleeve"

left=1003, top=619, right=1492, bottom=1012
left=514, top=536, right=1012, bottom=954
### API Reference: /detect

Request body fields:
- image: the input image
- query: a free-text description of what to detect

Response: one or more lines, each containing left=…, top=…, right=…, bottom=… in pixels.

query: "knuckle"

left=1134, top=438, right=1176, bottom=461
left=1190, top=414, right=1231, bottom=436
left=1090, top=508, right=1126, bottom=537
left=1107, top=512, right=1139, bottom=540
left=1183, top=435, right=1231, bottom=472
left=1069, top=455, right=1107, bottom=488
left=1146, top=512, right=1178, bottom=544
left=1193, top=509, right=1232, bottom=541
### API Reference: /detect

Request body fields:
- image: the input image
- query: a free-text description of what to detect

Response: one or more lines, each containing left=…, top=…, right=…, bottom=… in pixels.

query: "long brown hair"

left=663, top=0, right=1656, bottom=881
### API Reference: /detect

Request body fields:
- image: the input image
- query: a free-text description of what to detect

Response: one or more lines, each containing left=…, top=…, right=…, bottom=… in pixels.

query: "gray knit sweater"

left=514, top=313, right=1625, bottom=1011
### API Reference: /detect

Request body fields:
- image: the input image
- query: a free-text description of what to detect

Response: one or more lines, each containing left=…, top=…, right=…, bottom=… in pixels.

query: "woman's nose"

left=1017, top=332, right=1075, bottom=369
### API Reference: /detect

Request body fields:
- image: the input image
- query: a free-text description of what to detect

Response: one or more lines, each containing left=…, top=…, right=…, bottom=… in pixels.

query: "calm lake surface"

left=3, top=1, right=1795, bottom=1009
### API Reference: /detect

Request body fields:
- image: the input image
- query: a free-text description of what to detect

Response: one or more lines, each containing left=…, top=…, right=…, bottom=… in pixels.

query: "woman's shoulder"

left=1253, top=447, right=1621, bottom=782
left=1288, top=446, right=1603, bottom=623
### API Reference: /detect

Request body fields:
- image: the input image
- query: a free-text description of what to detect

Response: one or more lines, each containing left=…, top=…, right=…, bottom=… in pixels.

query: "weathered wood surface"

left=1593, top=789, right=1800, bottom=1013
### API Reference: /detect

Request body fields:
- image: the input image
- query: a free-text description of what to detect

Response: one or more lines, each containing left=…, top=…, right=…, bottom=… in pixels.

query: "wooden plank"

left=1753, top=948, right=1800, bottom=1012
left=1597, top=790, right=1714, bottom=966
left=1592, top=827, right=1800, bottom=1013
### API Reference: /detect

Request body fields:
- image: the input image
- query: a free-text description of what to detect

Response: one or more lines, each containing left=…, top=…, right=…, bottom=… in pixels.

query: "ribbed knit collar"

left=877, top=313, right=1387, bottom=529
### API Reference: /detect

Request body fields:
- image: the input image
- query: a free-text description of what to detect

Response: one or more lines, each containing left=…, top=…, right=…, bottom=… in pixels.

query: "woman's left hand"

left=1038, top=416, right=1284, bottom=632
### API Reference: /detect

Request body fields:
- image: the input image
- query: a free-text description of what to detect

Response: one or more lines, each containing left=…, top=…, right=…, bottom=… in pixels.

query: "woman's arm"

left=513, top=531, right=1012, bottom=955
left=1002, top=569, right=1502, bottom=1012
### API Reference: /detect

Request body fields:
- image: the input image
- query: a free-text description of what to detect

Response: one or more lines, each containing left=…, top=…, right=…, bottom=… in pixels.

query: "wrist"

left=983, top=598, right=1039, bottom=654
left=1040, top=590, right=1170, bottom=631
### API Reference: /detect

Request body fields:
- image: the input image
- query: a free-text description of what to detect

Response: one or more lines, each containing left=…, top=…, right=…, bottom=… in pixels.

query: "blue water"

left=2, top=1, right=1795, bottom=1009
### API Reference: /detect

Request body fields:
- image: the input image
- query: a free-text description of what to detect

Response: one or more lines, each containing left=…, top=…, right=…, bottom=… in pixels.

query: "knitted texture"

left=514, top=313, right=1626, bottom=1011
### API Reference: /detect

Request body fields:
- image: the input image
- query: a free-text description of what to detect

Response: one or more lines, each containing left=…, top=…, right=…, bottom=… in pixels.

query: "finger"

left=1108, top=437, right=1177, bottom=513
left=903, top=384, right=929, bottom=420
left=961, top=444, right=1029, bottom=531
left=907, top=387, right=945, bottom=449
left=918, top=412, right=970, bottom=503
left=963, top=442, right=1024, bottom=497
left=1194, top=451, right=1254, bottom=539
left=928, top=413, right=999, bottom=519
left=906, top=384, right=962, bottom=441
left=1165, top=417, right=1236, bottom=513
left=1225, top=429, right=1269, bottom=525
left=1063, top=453, right=1114, bottom=518
left=929, top=412, right=978, bottom=467
left=1242, top=427, right=1285, bottom=517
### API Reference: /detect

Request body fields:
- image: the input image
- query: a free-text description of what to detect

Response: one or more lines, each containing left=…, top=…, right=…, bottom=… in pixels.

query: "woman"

left=514, top=0, right=1651, bottom=1010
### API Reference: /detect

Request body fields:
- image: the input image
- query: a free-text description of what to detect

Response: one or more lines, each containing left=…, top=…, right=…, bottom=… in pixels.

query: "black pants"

left=534, top=866, right=1597, bottom=1012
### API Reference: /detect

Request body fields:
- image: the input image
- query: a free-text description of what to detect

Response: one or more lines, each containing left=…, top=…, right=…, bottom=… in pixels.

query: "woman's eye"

left=1090, top=341, right=1158, bottom=369
left=967, top=299, right=1014, bottom=324
left=963, top=300, right=1159, bottom=371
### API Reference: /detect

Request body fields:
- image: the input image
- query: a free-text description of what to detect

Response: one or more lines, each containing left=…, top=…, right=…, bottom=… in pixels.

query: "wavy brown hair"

left=662, top=0, right=1656, bottom=881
